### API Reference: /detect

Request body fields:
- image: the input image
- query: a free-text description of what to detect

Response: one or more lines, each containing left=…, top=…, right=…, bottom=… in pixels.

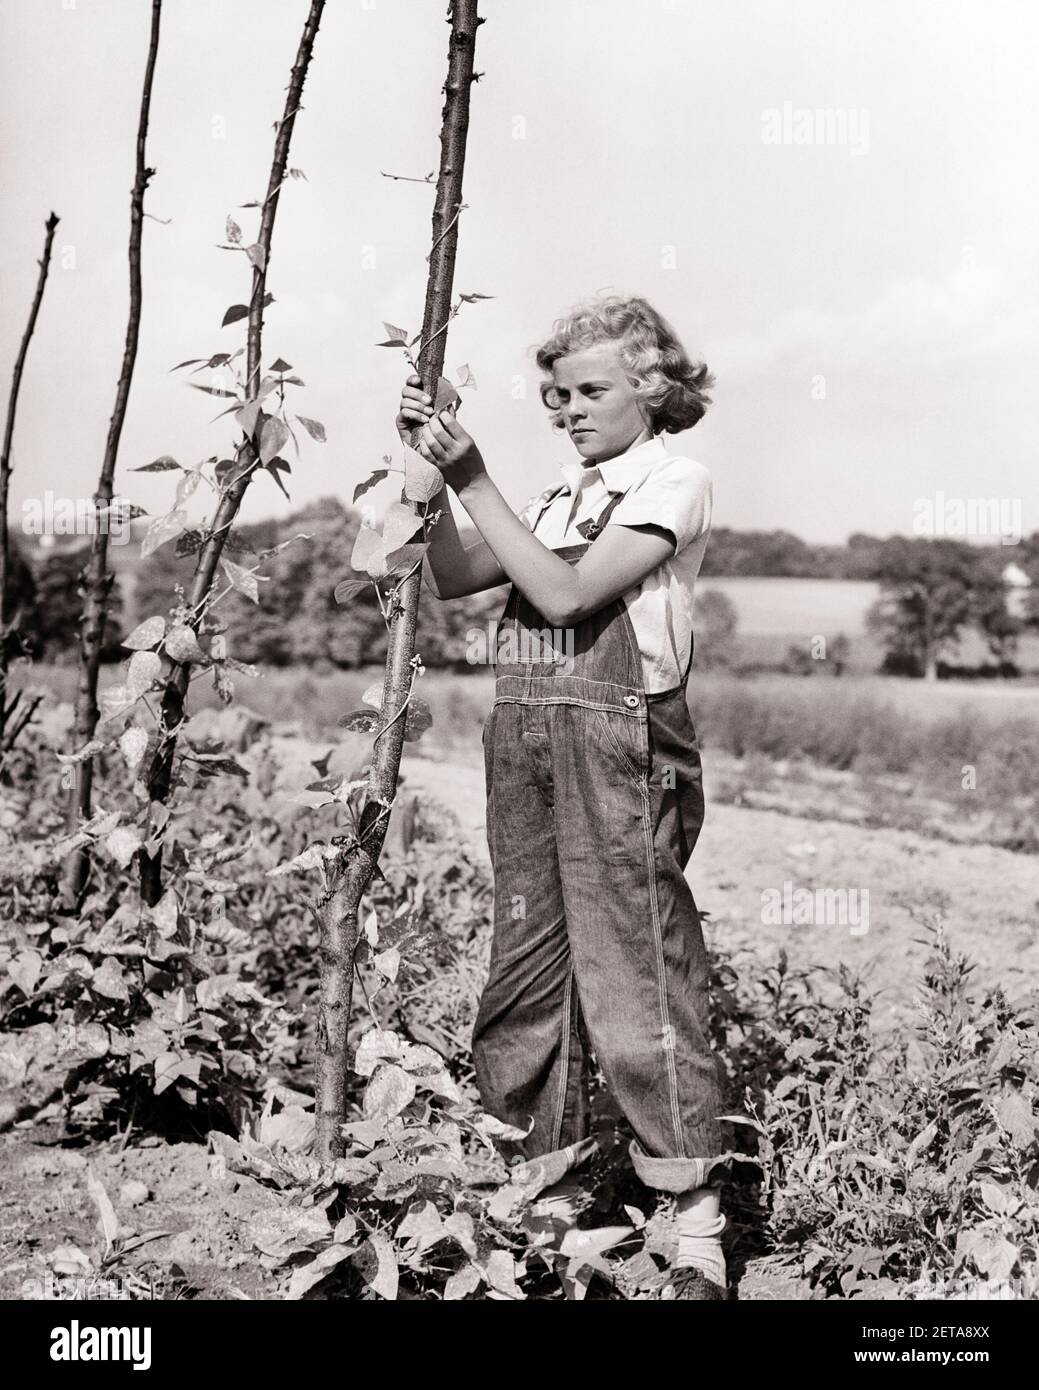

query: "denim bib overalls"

left=473, top=485, right=729, bottom=1195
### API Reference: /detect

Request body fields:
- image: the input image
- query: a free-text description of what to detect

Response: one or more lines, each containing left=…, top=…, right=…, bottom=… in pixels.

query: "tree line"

left=7, top=511, right=1035, bottom=679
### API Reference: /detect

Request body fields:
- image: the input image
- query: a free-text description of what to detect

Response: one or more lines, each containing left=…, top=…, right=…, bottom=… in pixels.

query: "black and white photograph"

left=0, top=0, right=1035, bottom=1344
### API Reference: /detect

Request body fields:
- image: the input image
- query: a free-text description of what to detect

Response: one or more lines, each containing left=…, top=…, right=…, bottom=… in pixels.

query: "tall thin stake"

left=314, top=0, right=483, bottom=1161
left=138, top=0, right=327, bottom=907
left=0, top=211, right=60, bottom=743
left=62, top=0, right=163, bottom=903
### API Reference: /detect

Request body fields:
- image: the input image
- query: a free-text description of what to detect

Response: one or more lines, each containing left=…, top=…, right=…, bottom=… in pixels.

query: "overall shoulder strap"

left=576, top=489, right=626, bottom=541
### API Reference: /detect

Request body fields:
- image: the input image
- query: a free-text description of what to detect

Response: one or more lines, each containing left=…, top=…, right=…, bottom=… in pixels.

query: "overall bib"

left=473, top=487, right=729, bottom=1195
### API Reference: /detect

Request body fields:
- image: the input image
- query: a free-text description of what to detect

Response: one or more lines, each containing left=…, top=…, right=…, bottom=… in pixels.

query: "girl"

left=395, top=294, right=730, bottom=1300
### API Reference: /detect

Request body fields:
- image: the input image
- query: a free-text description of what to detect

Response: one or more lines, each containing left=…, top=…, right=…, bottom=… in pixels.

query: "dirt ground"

left=395, top=751, right=1039, bottom=1038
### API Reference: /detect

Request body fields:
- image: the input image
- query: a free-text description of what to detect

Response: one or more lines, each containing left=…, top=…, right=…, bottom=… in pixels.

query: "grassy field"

left=15, top=656, right=1038, bottom=852
left=698, top=576, right=1039, bottom=674
left=16, top=658, right=1039, bottom=739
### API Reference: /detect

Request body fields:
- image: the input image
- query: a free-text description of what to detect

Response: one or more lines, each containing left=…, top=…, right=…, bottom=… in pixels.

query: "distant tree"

left=828, top=632, right=851, bottom=676
left=0, top=541, right=39, bottom=661
left=1017, top=532, right=1039, bottom=630
left=131, top=496, right=507, bottom=673
left=782, top=643, right=816, bottom=677
left=692, top=587, right=739, bottom=669
left=700, top=527, right=821, bottom=578
left=866, top=538, right=994, bottom=681
left=971, top=547, right=1022, bottom=663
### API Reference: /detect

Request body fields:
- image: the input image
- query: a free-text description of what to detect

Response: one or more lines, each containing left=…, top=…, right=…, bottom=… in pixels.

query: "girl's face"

left=550, top=342, right=653, bottom=464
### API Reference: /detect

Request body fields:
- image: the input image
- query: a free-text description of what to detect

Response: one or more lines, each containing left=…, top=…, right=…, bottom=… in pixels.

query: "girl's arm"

left=452, top=470, right=673, bottom=626
left=396, top=374, right=506, bottom=599
left=415, top=406, right=674, bottom=627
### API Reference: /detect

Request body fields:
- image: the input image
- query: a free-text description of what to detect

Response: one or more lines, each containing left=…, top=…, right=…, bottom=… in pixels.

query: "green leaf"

left=86, top=1167, right=122, bottom=1253
left=353, top=469, right=388, bottom=504
left=225, top=215, right=242, bottom=245
left=175, top=467, right=201, bottom=508
left=175, top=529, right=204, bottom=556
left=458, top=291, right=494, bottom=303
left=165, top=625, right=207, bottom=663
left=245, top=243, right=266, bottom=272
left=381, top=501, right=422, bottom=554
left=905, top=1120, right=938, bottom=1169
left=338, top=709, right=380, bottom=733
left=444, top=1263, right=482, bottom=1300
left=353, top=1233, right=398, bottom=1301
left=153, top=1051, right=182, bottom=1096
left=190, top=754, right=249, bottom=780
left=456, top=363, right=477, bottom=388
left=126, top=649, right=162, bottom=698
left=384, top=542, right=427, bottom=578
left=119, top=726, right=150, bottom=771
left=269, top=357, right=292, bottom=373
left=237, top=400, right=263, bottom=439
left=350, top=524, right=383, bottom=574
left=221, top=557, right=265, bottom=604
left=998, top=1091, right=1036, bottom=1147
left=434, top=376, right=460, bottom=414
left=295, top=414, right=326, bottom=443
left=364, top=1063, right=416, bottom=1121
left=169, top=359, right=206, bottom=373
left=265, top=464, right=291, bottom=500
left=403, top=445, right=443, bottom=504
left=105, top=825, right=143, bottom=869
left=189, top=382, right=237, bottom=399
left=222, top=292, right=273, bottom=327
left=7, top=950, right=42, bottom=997
left=123, top=615, right=166, bottom=650
left=381, top=321, right=408, bottom=344
left=286, top=1246, right=355, bottom=1301
left=259, top=416, right=289, bottom=464
left=133, top=455, right=182, bottom=473
left=404, top=698, right=433, bottom=742
left=334, top=578, right=371, bottom=605
left=91, top=957, right=130, bottom=1002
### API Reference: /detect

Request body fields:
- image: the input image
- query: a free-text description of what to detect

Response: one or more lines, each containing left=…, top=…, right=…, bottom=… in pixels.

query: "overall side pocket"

left=594, top=706, right=649, bottom=788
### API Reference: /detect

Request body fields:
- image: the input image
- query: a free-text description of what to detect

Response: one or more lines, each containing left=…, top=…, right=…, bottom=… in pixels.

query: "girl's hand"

left=415, top=403, right=487, bottom=493
left=395, top=373, right=434, bottom=441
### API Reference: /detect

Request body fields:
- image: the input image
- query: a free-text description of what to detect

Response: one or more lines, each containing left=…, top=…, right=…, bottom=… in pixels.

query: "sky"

left=1, top=0, right=1037, bottom=546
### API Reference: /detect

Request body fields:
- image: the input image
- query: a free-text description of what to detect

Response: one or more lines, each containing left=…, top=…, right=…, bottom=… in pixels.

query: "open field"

left=698, top=576, right=1039, bottom=674
left=13, top=658, right=1039, bottom=850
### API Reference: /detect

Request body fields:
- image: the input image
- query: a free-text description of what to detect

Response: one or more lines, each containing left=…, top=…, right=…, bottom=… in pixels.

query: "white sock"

left=675, top=1186, right=727, bottom=1286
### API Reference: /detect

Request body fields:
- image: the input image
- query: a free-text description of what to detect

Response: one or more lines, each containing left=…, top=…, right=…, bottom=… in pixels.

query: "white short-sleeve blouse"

left=517, top=434, right=713, bottom=694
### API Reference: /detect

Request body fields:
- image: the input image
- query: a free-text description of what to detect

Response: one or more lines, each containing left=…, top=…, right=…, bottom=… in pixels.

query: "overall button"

left=623, top=694, right=639, bottom=709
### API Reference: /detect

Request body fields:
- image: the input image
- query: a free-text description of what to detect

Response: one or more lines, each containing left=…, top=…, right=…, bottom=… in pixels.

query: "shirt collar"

left=558, top=433, right=668, bottom=497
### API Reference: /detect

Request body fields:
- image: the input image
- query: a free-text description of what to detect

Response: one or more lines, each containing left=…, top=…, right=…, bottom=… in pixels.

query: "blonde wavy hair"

left=534, top=294, right=715, bottom=434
